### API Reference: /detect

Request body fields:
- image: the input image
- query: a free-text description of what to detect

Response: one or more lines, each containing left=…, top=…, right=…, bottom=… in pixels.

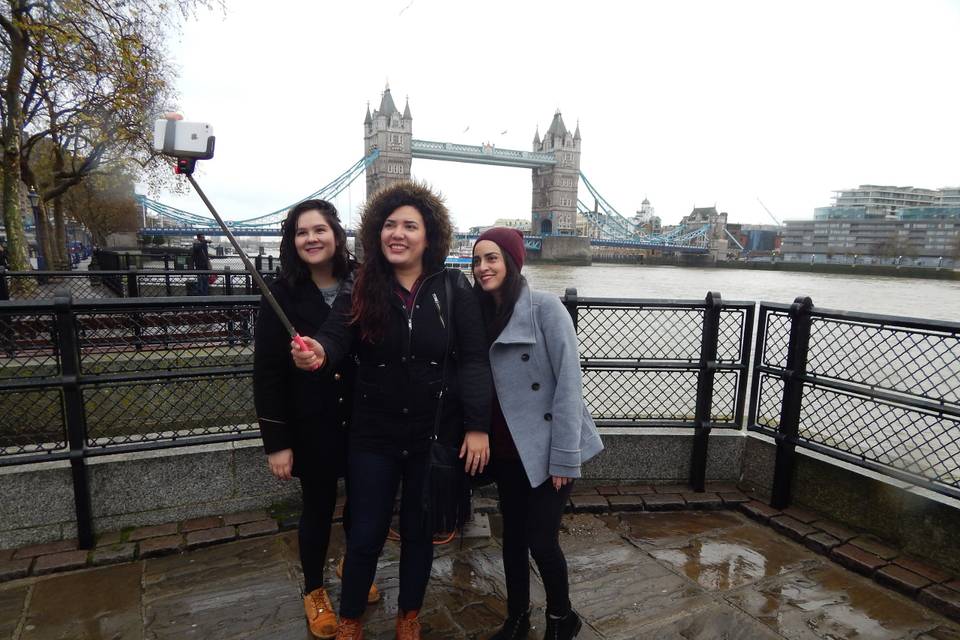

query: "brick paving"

left=0, top=483, right=958, bottom=636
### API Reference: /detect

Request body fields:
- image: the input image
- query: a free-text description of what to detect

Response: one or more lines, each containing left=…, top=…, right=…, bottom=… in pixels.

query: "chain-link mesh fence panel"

left=807, top=317, right=960, bottom=408
left=711, top=371, right=739, bottom=424
left=75, top=305, right=256, bottom=375
left=3, top=273, right=125, bottom=300
left=577, top=306, right=704, bottom=361
left=798, top=384, right=960, bottom=491
left=754, top=373, right=784, bottom=433
left=761, top=311, right=790, bottom=369
left=84, top=374, right=256, bottom=446
left=0, top=311, right=60, bottom=379
left=583, top=369, right=698, bottom=421
left=717, top=309, right=745, bottom=363
left=0, top=388, right=66, bottom=455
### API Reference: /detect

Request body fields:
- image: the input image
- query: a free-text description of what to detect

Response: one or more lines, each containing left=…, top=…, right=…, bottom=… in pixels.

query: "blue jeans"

left=196, top=274, right=209, bottom=295
left=340, top=449, right=433, bottom=618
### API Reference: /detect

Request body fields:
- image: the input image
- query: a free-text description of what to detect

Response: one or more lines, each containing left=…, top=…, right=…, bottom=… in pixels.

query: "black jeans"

left=494, top=458, right=573, bottom=618
left=340, top=448, right=433, bottom=618
left=299, top=472, right=341, bottom=593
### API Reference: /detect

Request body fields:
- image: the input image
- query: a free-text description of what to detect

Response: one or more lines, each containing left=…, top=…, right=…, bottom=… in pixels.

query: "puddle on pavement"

left=648, top=524, right=817, bottom=591
left=726, top=563, right=953, bottom=640
left=620, top=510, right=743, bottom=547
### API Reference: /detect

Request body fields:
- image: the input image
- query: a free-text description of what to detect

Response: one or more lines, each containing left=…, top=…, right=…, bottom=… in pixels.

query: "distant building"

left=815, top=185, right=950, bottom=220
left=531, top=112, right=580, bottom=235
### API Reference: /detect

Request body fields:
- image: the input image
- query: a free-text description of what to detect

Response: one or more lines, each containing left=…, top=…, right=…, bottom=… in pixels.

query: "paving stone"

left=831, top=543, right=887, bottom=576
left=95, top=531, right=123, bottom=547
left=781, top=505, right=819, bottom=523
left=805, top=531, right=842, bottom=555
left=0, top=557, right=33, bottom=582
left=222, top=510, right=269, bottom=526
left=138, top=534, right=183, bottom=558
left=719, top=491, right=750, bottom=504
left=946, top=580, right=960, bottom=594
left=129, top=522, right=179, bottom=542
left=0, top=549, right=11, bottom=562
left=621, top=511, right=744, bottom=547
left=617, top=483, right=657, bottom=494
left=654, top=484, right=691, bottom=494
left=472, top=497, right=498, bottom=513
left=850, top=535, right=899, bottom=560
left=876, top=564, right=933, bottom=596
left=642, top=493, right=686, bottom=511
left=12, top=539, right=77, bottom=560
left=595, top=485, right=620, bottom=496
left=704, top=482, right=741, bottom=493
left=811, top=519, right=858, bottom=542
left=20, top=562, right=142, bottom=639
left=769, top=515, right=818, bottom=542
left=90, top=543, right=137, bottom=567
left=278, top=515, right=299, bottom=531
left=185, top=525, right=236, bottom=549
left=682, top=492, right=725, bottom=509
left=569, top=495, right=609, bottom=513
left=570, top=484, right=599, bottom=496
left=894, top=557, right=953, bottom=584
left=0, top=586, right=28, bottom=638
left=919, top=584, right=960, bottom=622
left=739, top=500, right=781, bottom=522
left=32, top=550, right=88, bottom=576
left=606, top=495, right=645, bottom=512
left=181, top=516, right=222, bottom=532
left=238, top=519, right=279, bottom=539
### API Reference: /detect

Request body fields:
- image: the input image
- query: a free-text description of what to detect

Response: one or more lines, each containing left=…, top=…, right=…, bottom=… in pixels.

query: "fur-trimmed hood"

left=359, top=180, right=452, bottom=271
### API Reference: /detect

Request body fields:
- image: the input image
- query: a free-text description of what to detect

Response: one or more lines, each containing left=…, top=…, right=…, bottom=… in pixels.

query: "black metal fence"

left=749, top=297, right=960, bottom=505
left=2, top=288, right=957, bottom=548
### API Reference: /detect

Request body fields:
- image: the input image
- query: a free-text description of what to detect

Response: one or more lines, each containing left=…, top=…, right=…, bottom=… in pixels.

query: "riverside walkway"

left=2, top=509, right=958, bottom=640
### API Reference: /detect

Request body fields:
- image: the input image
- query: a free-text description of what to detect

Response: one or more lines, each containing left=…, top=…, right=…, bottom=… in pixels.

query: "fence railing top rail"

left=758, top=301, right=960, bottom=333
left=0, top=294, right=261, bottom=312
left=571, top=296, right=755, bottom=308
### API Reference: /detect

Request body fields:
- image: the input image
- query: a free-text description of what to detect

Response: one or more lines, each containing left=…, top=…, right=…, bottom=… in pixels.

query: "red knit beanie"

left=474, top=227, right=525, bottom=271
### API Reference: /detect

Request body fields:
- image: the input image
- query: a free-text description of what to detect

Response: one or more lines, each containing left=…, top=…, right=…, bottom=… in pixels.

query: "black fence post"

left=126, top=266, right=139, bottom=298
left=690, top=291, right=721, bottom=492
left=53, top=290, right=95, bottom=549
left=254, top=255, right=263, bottom=272
left=562, top=287, right=579, bottom=331
left=223, top=266, right=232, bottom=296
left=163, top=254, right=170, bottom=270
left=770, top=296, right=813, bottom=509
left=267, top=255, right=274, bottom=271
left=0, top=267, right=8, bottom=301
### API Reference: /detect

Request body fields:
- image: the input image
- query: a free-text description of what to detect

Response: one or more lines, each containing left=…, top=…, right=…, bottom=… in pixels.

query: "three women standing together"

left=254, top=181, right=602, bottom=640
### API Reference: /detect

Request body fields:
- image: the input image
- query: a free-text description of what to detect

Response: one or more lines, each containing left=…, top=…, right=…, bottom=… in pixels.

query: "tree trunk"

left=52, top=196, right=68, bottom=269
left=1, top=2, right=31, bottom=280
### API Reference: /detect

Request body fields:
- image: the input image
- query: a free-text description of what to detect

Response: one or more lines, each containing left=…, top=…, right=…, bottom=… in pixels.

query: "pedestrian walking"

left=191, top=233, right=212, bottom=294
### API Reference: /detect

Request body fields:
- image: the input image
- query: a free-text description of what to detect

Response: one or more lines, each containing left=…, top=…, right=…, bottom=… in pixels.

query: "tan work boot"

left=396, top=609, right=421, bottom=640
left=303, top=587, right=337, bottom=639
left=337, top=557, right=381, bottom=604
left=335, top=617, right=364, bottom=640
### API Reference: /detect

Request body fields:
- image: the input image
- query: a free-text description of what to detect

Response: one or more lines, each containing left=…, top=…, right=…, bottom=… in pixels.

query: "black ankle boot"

left=542, top=610, right=581, bottom=640
left=489, top=609, right=531, bottom=640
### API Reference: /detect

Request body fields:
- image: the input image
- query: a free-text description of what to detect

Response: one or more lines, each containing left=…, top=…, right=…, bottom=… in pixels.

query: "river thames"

left=520, top=263, right=960, bottom=322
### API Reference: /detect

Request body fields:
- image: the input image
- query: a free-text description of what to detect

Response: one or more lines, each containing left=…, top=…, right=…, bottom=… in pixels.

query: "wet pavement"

left=1, top=510, right=958, bottom=639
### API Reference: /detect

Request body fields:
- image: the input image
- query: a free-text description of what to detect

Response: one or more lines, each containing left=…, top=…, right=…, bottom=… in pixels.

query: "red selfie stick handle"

left=293, top=334, right=308, bottom=351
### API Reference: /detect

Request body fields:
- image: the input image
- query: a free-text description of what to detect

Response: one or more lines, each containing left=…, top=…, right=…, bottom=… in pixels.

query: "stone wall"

left=535, top=235, right=592, bottom=265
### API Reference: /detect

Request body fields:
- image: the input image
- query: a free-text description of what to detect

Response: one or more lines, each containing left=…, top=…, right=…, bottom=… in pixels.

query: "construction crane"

left=756, top=197, right=782, bottom=226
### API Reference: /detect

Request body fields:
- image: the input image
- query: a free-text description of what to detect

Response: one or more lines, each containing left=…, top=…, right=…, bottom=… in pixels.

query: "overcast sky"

left=154, top=0, right=960, bottom=230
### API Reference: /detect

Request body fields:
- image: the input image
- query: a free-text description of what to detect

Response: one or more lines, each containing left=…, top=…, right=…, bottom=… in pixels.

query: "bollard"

left=0, top=267, right=8, bottom=301
left=223, top=265, right=232, bottom=295
left=126, top=266, right=139, bottom=298
left=690, top=291, right=722, bottom=492
left=562, top=287, right=579, bottom=331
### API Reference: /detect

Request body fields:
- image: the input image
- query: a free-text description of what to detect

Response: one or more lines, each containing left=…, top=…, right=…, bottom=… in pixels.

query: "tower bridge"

left=139, top=85, right=716, bottom=255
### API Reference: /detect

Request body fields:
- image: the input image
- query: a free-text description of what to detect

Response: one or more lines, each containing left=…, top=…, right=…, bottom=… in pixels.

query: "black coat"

left=318, top=268, right=491, bottom=455
left=253, top=275, right=355, bottom=478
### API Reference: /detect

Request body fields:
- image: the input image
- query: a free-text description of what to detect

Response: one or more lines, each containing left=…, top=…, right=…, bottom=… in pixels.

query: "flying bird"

left=501, top=130, right=508, bottom=135
left=463, top=126, right=470, bottom=133
left=399, top=0, right=414, bottom=15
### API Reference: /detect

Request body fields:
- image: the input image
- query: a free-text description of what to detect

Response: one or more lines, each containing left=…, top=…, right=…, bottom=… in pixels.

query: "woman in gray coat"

left=472, top=228, right=603, bottom=640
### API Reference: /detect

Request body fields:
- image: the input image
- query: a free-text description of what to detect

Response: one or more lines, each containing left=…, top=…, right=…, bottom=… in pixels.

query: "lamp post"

left=27, top=189, right=48, bottom=279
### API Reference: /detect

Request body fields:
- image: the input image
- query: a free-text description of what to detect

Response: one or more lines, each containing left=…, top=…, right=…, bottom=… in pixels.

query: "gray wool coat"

left=489, top=283, right=604, bottom=487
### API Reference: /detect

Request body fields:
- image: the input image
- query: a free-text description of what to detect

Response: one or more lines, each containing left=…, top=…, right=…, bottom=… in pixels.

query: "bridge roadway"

left=138, top=227, right=709, bottom=253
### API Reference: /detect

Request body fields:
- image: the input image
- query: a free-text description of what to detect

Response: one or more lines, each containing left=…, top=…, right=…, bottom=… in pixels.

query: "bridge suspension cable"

left=139, top=150, right=379, bottom=229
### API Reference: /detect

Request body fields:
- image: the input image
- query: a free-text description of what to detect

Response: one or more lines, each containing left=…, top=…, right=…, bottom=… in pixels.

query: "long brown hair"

left=352, top=181, right=453, bottom=342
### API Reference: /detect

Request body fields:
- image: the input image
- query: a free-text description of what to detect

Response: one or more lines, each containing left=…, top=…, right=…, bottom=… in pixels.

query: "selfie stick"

left=178, top=167, right=312, bottom=358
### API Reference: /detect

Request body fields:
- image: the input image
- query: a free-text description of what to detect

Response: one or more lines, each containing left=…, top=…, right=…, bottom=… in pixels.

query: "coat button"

left=401, top=356, right=407, bottom=363
left=532, top=383, right=540, bottom=390
left=334, top=373, right=342, bottom=381
left=338, top=397, right=344, bottom=404
left=402, top=407, right=409, bottom=414
left=544, top=413, right=552, bottom=421
left=521, top=353, right=530, bottom=361
left=341, top=420, right=347, bottom=427
left=401, top=449, right=409, bottom=457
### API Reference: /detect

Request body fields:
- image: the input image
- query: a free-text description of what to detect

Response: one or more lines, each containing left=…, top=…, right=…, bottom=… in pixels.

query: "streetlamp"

left=27, top=189, right=47, bottom=275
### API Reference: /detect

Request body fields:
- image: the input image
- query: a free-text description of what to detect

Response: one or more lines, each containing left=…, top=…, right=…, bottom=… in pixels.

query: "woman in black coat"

left=253, top=199, right=377, bottom=640
left=293, top=182, right=492, bottom=640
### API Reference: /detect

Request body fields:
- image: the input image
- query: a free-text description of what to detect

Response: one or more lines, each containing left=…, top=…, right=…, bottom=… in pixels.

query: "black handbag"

left=421, top=269, right=471, bottom=535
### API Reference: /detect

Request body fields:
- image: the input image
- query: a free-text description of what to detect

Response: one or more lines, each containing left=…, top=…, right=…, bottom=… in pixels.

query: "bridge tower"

left=531, top=111, right=581, bottom=235
left=364, top=85, right=413, bottom=198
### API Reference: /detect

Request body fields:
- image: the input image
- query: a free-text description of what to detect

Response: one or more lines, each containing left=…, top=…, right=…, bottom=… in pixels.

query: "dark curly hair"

left=278, top=199, right=351, bottom=287
left=352, top=181, right=453, bottom=342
